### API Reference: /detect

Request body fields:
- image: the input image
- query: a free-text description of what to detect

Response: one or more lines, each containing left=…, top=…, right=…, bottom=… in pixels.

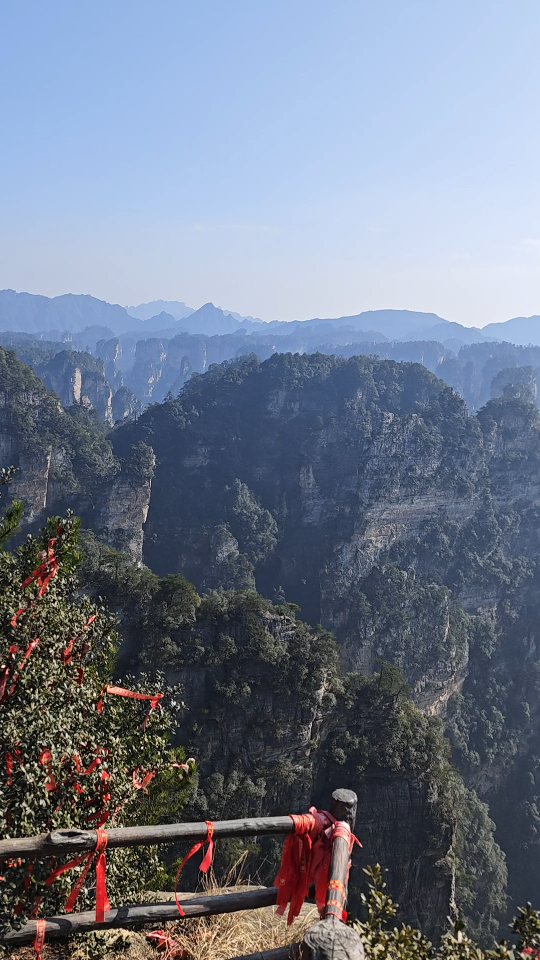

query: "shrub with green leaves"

left=0, top=512, right=193, bottom=934
left=356, top=864, right=540, bottom=960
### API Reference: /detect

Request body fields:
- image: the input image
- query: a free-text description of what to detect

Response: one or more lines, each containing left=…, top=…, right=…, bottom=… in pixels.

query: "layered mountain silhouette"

left=4, top=288, right=534, bottom=345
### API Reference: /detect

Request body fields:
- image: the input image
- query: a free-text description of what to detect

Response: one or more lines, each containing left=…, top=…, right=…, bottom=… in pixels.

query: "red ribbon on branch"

left=97, top=685, right=163, bottom=729
left=132, top=767, right=156, bottom=792
left=174, top=821, right=214, bottom=917
left=62, top=614, right=97, bottom=664
left=11, top=538, right=59, bottom=626
left=45, top=828, right=111, bottom=921
left=0, top=638, right=40, bottom=704
left=38, top=749, right=57, bottom=792
left=21, top=539, right=58, bottom=595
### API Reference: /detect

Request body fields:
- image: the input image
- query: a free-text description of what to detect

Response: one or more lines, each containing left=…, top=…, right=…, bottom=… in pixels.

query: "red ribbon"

left=62, top=615, right=97, bottom=664
left=5, top=744, right=23, bottom=787
left=21, top=539, right=58, bottom=595
left=45, top=828, right=110, bottom=921
left=34, top=918, right=46, bottom=960
left=274, top=808, right=362, bottom=925
left=147, top=930, right=185, bottom=959
left=11, top=539, right=59, bottom=626
left=97, top=685, right=163, bottom=729
left=132, top=767, right=156, bottom=792
left=83, top=757, right=101, bottom=776
left=0, top=639, right=39, bottom=703
left=274, top=813, right=318, bottom=925
left=38, top=749, right=57, bottom=792
left=174, top=821, right=214, bottom=917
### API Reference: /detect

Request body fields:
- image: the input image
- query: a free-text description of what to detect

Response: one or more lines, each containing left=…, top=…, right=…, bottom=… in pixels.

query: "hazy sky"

left=1, top=1, right=540, bottom=325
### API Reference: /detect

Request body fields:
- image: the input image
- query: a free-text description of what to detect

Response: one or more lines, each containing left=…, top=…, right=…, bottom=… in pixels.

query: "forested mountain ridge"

left=78, top=535, right=500, bottom=942
left=3, top=317, right=540, bottom=421
left=2, top=347, right=540, bottom=939
left=107, top=352, right=540, bottom=921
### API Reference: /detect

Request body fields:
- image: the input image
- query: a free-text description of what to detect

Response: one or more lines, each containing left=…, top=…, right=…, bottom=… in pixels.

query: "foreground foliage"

left=0, top=513, right=193, bottom=934
left=356, top=865, right=539, bottom=960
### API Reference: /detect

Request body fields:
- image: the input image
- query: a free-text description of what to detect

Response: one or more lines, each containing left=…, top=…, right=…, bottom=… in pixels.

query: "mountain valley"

left=2, top=342, right=540, bottom=940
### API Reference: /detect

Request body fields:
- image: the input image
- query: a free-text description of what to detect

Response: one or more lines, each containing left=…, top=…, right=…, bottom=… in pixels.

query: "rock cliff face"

left=113, top=354, right=484, bottom=649
left=106, top=352, right=540, bottom=926
left=37, top=350, right=114, bottom=424
left=0, top=348, right=151, bottom=562
left=93, top=471, right=153, bottom=561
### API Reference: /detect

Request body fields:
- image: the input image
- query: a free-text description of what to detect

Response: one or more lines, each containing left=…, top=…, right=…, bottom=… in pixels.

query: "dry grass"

left=125, top=896, right=316, bottom=960
left=10, top=855, right=317, bottom=960
left=127, top=855, right=317, bottom=960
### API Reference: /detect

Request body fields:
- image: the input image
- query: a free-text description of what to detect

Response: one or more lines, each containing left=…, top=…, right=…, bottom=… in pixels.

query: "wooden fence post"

left=302, top=789, right=364, bottom=960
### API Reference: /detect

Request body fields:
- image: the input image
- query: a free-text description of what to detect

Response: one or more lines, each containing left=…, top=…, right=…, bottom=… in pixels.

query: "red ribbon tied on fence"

left=45, top=828, right=111, bottom=922
left=174, top=821, right=214, bottom=917
left=33, top=918, right=46, bottom=960
left=274, top=808, right=362, bottom=925
left=97, top=686, right=163, bottom=729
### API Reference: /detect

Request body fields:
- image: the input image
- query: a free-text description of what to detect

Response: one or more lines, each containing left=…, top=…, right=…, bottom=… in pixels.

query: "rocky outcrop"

left=95, top=337, right=124, bottom=390
left=0, top=349, right=152, bottom=559
left=38, top=350, right=114, bottom=424
left=112, top=386, right=143, bottom=422
left=93, top=472, right=153, bottom=563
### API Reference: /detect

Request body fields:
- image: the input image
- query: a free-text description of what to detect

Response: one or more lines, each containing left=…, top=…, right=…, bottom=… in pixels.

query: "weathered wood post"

left=302, top=789, right=364, bottom=960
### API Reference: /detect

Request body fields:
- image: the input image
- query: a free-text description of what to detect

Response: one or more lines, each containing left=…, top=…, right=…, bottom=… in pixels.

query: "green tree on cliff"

left=0, top=511, right=193, bottom=934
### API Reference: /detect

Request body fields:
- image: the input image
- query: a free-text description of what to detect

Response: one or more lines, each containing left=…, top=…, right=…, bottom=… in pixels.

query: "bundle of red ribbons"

left=273, top=807, right=361, bottom=925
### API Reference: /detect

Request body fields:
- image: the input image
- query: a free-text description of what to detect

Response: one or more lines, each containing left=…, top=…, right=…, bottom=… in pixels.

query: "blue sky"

left=1, top=0, right=539, bottom=325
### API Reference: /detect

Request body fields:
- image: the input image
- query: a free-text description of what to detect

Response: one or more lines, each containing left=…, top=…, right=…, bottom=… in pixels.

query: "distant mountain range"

left=126, top=299, right=195, bottom=321
left=2, top=287, right=540, bottom=348
left=483, top=315, right=540, bottom=344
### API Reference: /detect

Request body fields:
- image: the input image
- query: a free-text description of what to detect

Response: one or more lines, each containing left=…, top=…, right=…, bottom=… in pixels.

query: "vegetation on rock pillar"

left=0, top=512, right=193, bottom=934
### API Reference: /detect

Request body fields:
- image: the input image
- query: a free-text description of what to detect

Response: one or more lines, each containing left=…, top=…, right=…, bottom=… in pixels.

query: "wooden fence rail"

left=1, top=886, right=286, bottom=946
left=0, top=789, right=364, bottom=960
left=0, top=817, right=296, bottom=860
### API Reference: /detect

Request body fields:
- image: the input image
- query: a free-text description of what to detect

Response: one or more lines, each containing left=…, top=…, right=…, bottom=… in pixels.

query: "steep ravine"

left=107, top=354, right=540, bottom=924
left=4, top=348, right=540, bottom=938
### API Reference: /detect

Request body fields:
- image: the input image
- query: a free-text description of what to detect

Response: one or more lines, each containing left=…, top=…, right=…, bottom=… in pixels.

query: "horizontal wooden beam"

left=0, top=816, right=295, bottom=860
left=1, top=885, right=284, bottom=946
left=227, top=946, right=302, bottom=960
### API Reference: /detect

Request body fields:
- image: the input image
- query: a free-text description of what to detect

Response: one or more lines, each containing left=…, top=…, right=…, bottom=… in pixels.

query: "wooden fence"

left=0, top=788, right=364, bottom=960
